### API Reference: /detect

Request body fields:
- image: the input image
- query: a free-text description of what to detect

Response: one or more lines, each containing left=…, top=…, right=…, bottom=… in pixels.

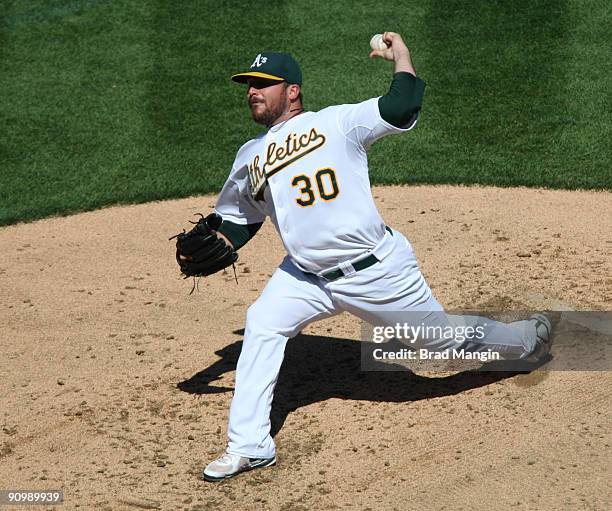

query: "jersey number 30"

left=291, top=168, right=339, bottom=207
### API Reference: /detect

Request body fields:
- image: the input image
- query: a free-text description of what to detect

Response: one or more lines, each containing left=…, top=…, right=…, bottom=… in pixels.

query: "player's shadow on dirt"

left=177, top=332, right=524, bottom=438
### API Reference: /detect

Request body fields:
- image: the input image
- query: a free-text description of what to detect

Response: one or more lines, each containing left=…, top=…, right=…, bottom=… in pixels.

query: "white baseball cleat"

left=202, top=452, right=276, bottom=482
left=522, top=313, right=553, bottom=363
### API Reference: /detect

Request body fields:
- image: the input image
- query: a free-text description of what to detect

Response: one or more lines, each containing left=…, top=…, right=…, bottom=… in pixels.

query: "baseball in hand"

left=369, top=34, right=389, bottom=51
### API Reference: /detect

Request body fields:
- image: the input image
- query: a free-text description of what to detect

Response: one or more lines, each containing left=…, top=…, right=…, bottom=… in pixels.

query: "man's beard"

left=250, top=92, right=288, bottom=127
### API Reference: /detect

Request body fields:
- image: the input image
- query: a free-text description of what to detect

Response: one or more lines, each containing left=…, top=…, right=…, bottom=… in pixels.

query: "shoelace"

left=218, top=453, right=239, bottom=465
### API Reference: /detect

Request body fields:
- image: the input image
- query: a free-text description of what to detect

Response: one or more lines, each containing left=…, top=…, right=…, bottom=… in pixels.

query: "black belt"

left=318, top=227, right=393, bottom=281
left=320, top=253, right=379, bottom=281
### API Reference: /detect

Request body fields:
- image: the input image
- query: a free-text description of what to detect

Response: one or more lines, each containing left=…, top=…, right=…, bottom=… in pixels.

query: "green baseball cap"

left=231, top=52, right=302, bottom=85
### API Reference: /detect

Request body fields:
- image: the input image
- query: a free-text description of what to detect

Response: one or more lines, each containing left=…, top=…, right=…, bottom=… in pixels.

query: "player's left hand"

left=171, top=213, right=238, bottom=278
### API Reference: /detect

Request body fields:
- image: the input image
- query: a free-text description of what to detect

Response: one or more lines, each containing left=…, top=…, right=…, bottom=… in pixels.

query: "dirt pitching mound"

left=1, top=185, right=610, bottom=510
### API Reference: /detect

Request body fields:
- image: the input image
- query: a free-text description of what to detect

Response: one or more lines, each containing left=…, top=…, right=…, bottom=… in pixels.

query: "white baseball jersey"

left=212, top=95, right=541, bottom=464
left=215, top=97, right=418, bottom=274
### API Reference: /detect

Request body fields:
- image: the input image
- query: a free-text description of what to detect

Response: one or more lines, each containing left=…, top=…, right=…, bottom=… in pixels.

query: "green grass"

left=1, top=0, right=610, bottom=225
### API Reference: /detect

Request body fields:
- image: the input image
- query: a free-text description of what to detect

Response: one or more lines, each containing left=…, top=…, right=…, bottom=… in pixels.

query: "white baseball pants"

left=226, top=229, right=537, bottom=458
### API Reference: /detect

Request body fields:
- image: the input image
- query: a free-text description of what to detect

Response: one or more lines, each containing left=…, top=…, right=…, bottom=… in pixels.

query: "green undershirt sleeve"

left=217, top=220, right=263, bottom=250
left=378, top=72, right=426, bottom=128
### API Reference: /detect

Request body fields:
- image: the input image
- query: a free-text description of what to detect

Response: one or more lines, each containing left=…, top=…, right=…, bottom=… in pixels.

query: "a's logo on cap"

left=250, top=54, right=268, bottom=68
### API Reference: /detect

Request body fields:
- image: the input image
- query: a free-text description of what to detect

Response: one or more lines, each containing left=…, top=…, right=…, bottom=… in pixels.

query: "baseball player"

left=174, top=32, right=552, bottom=482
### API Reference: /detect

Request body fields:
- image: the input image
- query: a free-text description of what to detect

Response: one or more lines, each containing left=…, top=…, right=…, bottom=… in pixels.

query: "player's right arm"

left=336, top=32, right=425, bottom=149
left=371, top=32, right=424, bottom=129
left=377, top=71, right=424, bottom=129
